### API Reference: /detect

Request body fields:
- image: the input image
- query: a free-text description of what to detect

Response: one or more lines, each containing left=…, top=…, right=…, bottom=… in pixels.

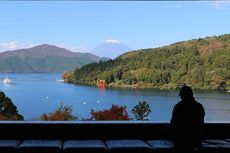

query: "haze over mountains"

left=0, top=39, right=132, bottom=73
left=0, top=44, right=101, bottom=73
left=91, top=39, right=132, bottom=59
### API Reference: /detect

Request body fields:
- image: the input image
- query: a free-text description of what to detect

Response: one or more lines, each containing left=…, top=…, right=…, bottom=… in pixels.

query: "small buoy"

left=96, top=100, right=100, bottom=103
left=83, top=101, right=86, bottom=104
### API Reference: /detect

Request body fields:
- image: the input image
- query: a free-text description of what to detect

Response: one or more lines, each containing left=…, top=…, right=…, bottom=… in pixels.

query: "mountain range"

left=0, top=39, right=132, bottom=73
left=0, top=44, right=101, bottom=73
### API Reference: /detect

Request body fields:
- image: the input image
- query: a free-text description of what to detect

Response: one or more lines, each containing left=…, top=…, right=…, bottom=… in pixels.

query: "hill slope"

left=64, top=34, right=230, bottom=90
left=0, top=44, right=101, bottom=72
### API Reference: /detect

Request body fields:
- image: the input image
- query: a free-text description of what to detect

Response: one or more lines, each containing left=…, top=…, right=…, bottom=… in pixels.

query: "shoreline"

left=64, top=81, right=229, bottom=91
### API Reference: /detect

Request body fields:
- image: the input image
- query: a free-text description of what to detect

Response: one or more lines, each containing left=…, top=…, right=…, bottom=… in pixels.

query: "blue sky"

left=0, top=1, right=230, bottom=56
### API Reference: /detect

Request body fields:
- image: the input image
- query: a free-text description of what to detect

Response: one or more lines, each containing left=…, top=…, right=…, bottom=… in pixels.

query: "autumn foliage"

left=40, top=103, right=77, bottom=121
left=62, top=71, right=74, bottom=83
left=89, top=105, right=131, bottom=120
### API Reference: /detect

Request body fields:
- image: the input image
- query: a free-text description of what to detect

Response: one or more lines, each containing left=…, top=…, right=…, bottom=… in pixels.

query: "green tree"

left=0, top=91, right=24, bottom=120
left=132, top=101, right=151, bottom=120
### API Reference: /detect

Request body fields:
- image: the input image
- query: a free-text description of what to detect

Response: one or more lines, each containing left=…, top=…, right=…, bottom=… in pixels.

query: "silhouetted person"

left=170, top=85, right=205, bottom=152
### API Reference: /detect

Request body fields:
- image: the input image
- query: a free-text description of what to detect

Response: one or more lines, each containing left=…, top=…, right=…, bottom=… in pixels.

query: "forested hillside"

left=64, top=34, right=230, bottom=90
left=0, top=44, right=101, bottom=72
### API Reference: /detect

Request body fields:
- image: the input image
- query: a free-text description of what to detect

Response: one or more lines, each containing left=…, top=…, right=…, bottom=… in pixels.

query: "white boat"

left=3, top=77, right=11, bottom=84
left=56, top=79, right=64, bottom=82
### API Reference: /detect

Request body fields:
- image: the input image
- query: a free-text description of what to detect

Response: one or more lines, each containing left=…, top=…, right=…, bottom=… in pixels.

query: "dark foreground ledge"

left=0, top=121, right=230, bottom=139
left=0, top=121, right=229, bottom=153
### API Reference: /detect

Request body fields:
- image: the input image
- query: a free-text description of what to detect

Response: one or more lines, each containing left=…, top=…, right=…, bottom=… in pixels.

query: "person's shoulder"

left=194, top=101, right=205, bottom=110
left=195, top=101, right=203, bottom=107
left=175, top=101, right=182, bottom=105
left=174, top=101, right=183, bottom=108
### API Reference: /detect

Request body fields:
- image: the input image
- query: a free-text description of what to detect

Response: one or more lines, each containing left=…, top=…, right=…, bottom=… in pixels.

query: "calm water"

left=0, top=73, right=229, bottom=122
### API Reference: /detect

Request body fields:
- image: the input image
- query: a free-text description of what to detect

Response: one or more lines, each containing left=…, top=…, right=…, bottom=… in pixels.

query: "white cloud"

left=57, top=44, right=90, bottom=53
left=0, top=42, right=91, bottom=53
left=210, top=0, right=230, bottom=9
left=105, top=39, right=121, bottom=44
left=0, top=41, right=35, bottom=52
left=0, top=41, right=18, bottom=51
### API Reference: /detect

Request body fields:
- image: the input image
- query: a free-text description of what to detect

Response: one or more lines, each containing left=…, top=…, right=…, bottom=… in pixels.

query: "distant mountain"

left=91, top=40, right=132, bottom=59
left=0, top=44, right=101, bottom=73
left=65, top=34, right=230, bottom=90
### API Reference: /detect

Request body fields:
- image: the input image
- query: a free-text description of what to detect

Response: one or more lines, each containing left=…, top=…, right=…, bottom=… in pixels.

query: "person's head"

left=179, top=85, right=194, bottom=101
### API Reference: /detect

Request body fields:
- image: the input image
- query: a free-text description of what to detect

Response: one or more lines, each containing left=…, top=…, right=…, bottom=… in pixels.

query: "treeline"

left=0, top=90, right=151, bottom=121
left=40, top=101, right=151, bottom=121
left=64, top=34, right=230, bottom=90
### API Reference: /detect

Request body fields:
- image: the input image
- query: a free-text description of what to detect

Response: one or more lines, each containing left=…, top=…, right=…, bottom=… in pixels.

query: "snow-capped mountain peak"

left=105, top=39, right=121, bottom=44
left=91, top=40, right=132, bottom=59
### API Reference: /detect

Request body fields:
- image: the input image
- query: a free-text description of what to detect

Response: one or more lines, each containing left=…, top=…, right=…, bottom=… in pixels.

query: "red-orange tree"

left=90, top=105, right=131, bottom=120
left=40, top=103, right=77, bottom=121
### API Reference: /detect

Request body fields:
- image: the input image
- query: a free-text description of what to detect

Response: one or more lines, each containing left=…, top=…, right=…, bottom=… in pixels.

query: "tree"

left=90, top=105, right=131, bottom=120
left=106, top=74, right=115, bottom=83
left=210, top=74, right=225, bottom=89
left=0, top=91, right=24, bottom=120
left=40, top=103, right=77, bottom=121
left=62, top=71, right=74, bottom=83
left=132, top=101, right=151, bottom=120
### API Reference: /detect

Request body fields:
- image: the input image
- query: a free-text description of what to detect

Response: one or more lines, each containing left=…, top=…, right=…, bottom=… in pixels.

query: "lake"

left=0, top=73, right=229, bottom=122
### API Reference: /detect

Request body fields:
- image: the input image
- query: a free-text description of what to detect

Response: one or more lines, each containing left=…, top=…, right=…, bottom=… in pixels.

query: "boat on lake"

left=56, top=79, right=64, bottom=82
left=3, top=77, right=11, bottom=84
